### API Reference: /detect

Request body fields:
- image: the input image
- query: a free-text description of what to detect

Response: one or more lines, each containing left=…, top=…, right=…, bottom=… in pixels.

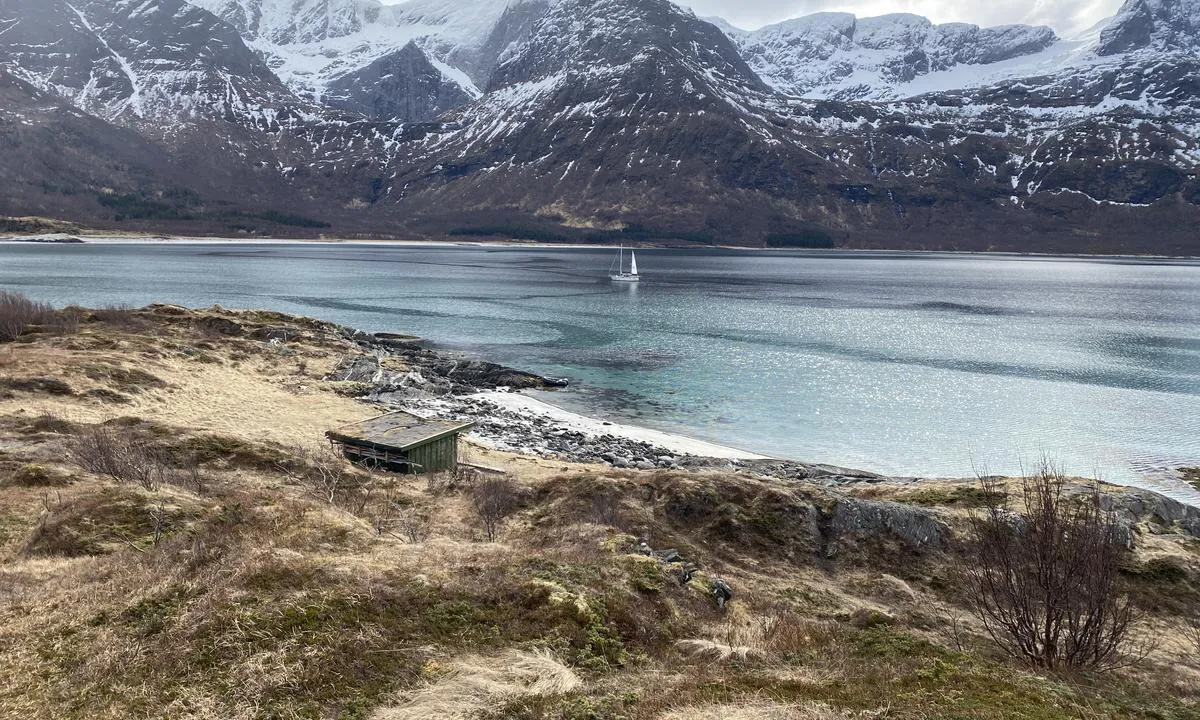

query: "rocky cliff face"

left=324, top=42, right=473, bottom=122
left=1097, top=0, right=1200, bottom=54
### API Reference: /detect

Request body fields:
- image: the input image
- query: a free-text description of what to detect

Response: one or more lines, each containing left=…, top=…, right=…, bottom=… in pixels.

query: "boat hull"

left=610, top=274, right=640, bottom=282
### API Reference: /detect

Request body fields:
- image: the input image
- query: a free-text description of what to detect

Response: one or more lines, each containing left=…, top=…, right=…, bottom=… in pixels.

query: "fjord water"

left=3, top=242, right=1198, bottom=494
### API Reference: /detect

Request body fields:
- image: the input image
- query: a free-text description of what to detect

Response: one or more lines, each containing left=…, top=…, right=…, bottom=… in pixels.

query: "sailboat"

left=609, top=245, right=640, bottom=282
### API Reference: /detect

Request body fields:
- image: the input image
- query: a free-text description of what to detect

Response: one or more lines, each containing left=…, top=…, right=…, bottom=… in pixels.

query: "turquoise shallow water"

left=2, top=242, right=1198, bottom=492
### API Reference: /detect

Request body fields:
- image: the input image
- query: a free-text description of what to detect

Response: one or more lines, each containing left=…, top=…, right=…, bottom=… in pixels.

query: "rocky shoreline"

left=327, top=327, right=902, bottom=487
left=324, top=333, right=1200, bottom=525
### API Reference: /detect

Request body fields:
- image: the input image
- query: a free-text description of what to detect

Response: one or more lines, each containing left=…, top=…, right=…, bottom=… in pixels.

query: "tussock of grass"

left=80, top=363, right=165, bottom=394
left=164, top=433, right=291, bottom=471
left=0, top=376, right=74, bottom=397
left=5, top=463, right=71, bottom=488
left=895, top=485, right=1007, bottom=508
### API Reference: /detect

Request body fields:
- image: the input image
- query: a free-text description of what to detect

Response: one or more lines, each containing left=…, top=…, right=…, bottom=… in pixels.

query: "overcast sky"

left=683, top=0, right=1123, bottom=37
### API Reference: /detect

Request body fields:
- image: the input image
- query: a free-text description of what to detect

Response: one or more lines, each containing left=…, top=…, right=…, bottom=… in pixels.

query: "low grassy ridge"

left=0, top=303, right=1198, bottom=719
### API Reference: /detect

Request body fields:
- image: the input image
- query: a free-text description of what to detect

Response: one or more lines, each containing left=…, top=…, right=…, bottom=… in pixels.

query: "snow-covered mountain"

left=714, top=2, right=1200, bottom=117
left=717, top=12, right=1059, bottom=101
left=0, top=0, right=1197, bottom=252
left=188, top=0, right=529, bottom=120
left=0, top=0, right=296, bottom=124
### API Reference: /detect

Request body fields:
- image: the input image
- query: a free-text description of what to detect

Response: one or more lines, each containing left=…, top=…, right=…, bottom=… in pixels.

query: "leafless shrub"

left=22, top=491, right=66, bottom=556
left=1183, top=614, right=1200, bottom=656
left=938, top=608, right=970, bottom=653
left=148, top=499, right=169, bottom=546
left=167, top=464, right=212, bottom=495
left=0, top=290, right=54, bottom=341
left=50, top=306, right=84, bottom=335
left=398, top=506, right=435, bottom=543
left=426, top=471, right=452, bottom=496
left=93, top=304, right=146, bottom=330
left=961, top=462, right=1140, bottom=671
left=278, top=445, right=376, bottom=513
left=66, top=425, right=168, bottom=489
left=278, top=445, right=348, bottom=503
left=470, top=475, right=520, bottom=542
left=452, top=464, right=483, bottom=488
left=374, top=497, right=435, bottom=544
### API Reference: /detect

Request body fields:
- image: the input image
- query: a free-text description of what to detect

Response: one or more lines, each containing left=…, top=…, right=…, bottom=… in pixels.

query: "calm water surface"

left=2, top=242, right=1198, bottom=496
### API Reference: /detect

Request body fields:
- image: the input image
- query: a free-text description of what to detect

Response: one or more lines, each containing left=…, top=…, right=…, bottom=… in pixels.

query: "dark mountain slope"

left=0, top=69, right=208, bottom=224
left=0, top=0, right=1197, bottom=251
left=380, top=0, right=865, bottom=243
left=325, top=42, right=473, bottom=122
left=367, top=0, right=1200, bottom=252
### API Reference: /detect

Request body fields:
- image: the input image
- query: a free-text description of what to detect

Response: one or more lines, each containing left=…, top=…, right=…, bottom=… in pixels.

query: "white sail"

left=609, top=245, right=640, bottom=282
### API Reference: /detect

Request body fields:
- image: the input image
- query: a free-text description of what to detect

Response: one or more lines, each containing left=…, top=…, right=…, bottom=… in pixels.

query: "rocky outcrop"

left=1099, top=488, right=1200, bottom=536
left=830, top=496, right=948, bottom=550
left=324, top=42, right=473, bottom=122
left=327, top=334, right=565, bottom=400
left=1098, top=0, right=1200, bottom=54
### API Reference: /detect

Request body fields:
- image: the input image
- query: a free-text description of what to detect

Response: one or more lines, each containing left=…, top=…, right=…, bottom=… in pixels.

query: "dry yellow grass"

left=658, top=701, right=885, bottom=720
left=375, top=650, right=581, bottom=720
left=0, top=335, right=372, bottom=448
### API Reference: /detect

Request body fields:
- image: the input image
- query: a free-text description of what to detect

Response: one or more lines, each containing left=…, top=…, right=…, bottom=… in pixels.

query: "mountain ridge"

left=0, top=0, right=1196, bottom=253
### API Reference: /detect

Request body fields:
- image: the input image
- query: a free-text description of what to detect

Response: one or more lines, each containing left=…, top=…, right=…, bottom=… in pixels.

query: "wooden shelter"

left=325, top=412, right=474, bottom=474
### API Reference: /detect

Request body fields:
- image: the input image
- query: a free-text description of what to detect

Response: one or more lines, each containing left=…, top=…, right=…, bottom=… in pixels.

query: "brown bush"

left=372, top=495, right=436, bottom=544
left=50, top=306, right=84, bottom=335
left=277, top=445, right=377, bottom=513
left=1184, top=614, right=1200, bottom=655
left=0, top=290, right=54, bottom=341
left=470, top=475, right=521, bottom=542
left=91, top=304, right=149, bottom=331
left=66, top=425, right=169, bottom=489
left=961, top=463, right=1140, bottom=671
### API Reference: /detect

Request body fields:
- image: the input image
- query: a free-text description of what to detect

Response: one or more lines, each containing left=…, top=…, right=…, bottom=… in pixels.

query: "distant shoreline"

left=1, top=234, right=1198, bottom=261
